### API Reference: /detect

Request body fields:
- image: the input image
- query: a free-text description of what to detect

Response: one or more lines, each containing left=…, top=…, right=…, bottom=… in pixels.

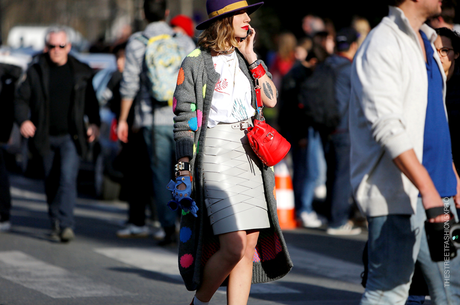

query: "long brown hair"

left=198, top=16, right=239, bottom=52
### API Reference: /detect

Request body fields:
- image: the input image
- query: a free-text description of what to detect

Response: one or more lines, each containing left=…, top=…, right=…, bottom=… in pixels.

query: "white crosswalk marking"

left=94, top=245, right=365, bottom=295
left=95, top=247, right=302, bottom=294
left=95, top=247, right=182, bottom=280
left=0, top=251, right=131, bottom=298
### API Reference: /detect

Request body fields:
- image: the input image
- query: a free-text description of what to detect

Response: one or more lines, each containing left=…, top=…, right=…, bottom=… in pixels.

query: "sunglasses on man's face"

left=47, top=43, right=67, bottom=49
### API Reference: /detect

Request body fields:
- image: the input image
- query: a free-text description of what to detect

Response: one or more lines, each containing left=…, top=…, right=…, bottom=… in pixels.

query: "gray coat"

left=173, top=47, right=293, bottom=291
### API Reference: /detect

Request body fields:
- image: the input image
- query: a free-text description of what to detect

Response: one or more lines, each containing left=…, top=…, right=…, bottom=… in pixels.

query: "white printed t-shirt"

left=208, top=51, right=255, bottom=128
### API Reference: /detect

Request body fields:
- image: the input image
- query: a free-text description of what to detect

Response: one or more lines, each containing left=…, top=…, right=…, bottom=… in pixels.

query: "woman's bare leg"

left=227, top=230, right=259, bottom=305
left=195, top=231, right=248, bottom=302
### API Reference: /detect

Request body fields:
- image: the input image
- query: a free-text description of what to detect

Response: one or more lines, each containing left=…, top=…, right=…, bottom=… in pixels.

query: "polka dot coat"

left=172, top=47, right=293, bottom=291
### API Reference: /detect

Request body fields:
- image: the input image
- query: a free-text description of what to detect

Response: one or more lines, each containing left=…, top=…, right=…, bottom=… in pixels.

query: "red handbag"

left=246, top=83, right=291, bottom=167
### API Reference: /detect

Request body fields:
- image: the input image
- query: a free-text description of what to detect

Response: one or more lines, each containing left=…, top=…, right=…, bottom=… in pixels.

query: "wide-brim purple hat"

left=196, top=0, right=264, bottom=30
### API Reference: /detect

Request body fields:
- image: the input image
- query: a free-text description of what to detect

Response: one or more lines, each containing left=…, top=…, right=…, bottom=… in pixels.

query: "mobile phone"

left=240, top=29, right=253, bottom=42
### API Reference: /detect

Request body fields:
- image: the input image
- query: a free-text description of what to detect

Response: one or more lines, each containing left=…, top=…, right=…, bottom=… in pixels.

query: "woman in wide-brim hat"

left=170, top=0, right=293, bottom=304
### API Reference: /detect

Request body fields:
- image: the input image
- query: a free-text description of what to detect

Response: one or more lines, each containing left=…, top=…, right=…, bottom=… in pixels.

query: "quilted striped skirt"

left=203, top=120, right=270, bottom=235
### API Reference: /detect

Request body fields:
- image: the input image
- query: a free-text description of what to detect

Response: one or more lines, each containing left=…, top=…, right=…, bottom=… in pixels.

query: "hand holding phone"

left=240, top=29, right=253, bottom=42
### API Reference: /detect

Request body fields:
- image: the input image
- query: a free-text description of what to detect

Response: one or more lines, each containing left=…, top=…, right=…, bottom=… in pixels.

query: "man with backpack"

left=278, top=44, right=329, bottom=228
left=322, top=27, right=362, bottom=236
left=117, top=0, right=195, bottom=245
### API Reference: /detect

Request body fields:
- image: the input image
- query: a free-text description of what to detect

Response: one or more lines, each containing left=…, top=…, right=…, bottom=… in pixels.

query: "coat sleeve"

left=353, top=37, right=413, bottom=159
left=173, top=54, right=199, bottom=161
left=84, top=73, right=101, bottom=127
left=14, top=70, right=33, bottom=126
left=120, top=34, right=145, bottom=101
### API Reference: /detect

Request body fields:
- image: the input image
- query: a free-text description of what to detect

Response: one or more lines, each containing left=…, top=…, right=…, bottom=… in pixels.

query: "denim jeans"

left=362, top=198, right=460, bottom=305
left=405, top=295, right=425, bottom=304
left=326, top=132, right=352, bottom=228
left=291, top=127, right=325, bottom=215
left=150, top=125, right=176, bottom=228
left=42, top=135, right=80, bottom=230
left=0, top=148, right=11, bottom=222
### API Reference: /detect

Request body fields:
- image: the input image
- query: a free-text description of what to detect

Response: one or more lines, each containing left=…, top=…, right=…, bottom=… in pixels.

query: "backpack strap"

left=136, top=34, right=172, bottom=45
left=147, top=34, right=171, bottom=45
left=135, top=34, right=149, bottom=45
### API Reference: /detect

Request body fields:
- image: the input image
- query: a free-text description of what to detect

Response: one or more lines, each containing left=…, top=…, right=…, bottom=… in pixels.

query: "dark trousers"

left=124, top=127, right=153, bottom=227
left=325, top=132, right=353, bottom=228
left=0, top=148, right=11, bottom=222
left=42, top=135, right=80, bottom=230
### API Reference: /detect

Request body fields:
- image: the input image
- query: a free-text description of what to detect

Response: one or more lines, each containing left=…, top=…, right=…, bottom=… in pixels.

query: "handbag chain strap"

left=255, top=78, right=264, bottom=119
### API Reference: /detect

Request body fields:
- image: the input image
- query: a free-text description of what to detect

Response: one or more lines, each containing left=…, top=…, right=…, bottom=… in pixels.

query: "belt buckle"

left=240, top=121, right=249, bottom=130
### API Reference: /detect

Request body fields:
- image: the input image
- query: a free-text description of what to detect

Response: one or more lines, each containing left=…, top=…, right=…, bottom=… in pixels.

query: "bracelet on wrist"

left=250, top=63, right=266, bottom=79
left=175, top=170, right=191, bottom=177
left=175, top=162, right=191, bottom=176
left=249, top=59, right=261, bottom=70
left=175, top=161, right=190, bottom=172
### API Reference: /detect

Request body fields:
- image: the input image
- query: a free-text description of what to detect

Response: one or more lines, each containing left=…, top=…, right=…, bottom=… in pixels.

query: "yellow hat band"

left=208, top=1, right=248, bottom=18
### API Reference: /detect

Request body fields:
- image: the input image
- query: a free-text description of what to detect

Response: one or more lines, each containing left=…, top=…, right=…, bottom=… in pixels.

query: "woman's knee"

left=219, top=232, right=247, bottom=263
left=244, top=230, right=259, bottom=257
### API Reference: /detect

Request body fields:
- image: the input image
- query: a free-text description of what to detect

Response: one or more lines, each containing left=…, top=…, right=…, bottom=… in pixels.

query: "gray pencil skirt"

left=203, top=119, right=271, bottom=235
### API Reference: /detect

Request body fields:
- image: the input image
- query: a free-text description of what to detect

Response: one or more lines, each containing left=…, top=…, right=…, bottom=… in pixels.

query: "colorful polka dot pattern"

left=172, top=97, right=177, bottom=112
left=197, top=110, right=202, bottom=128
left=188, top=117, right=198, bottom=131
left=180, top=253, right=194, bottom=268
left=180, top=227, right=194, bottom=269
left=177, top=67, right=185, bottom=86
left=188, top=49, right=201, bottom=58
left=180, top=227, right=192, bottom=243
left=176, top=47, right=206, bottom=272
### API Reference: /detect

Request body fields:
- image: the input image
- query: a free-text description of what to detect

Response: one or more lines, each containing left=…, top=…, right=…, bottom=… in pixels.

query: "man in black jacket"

left=15, top=26, right=100, bottom=242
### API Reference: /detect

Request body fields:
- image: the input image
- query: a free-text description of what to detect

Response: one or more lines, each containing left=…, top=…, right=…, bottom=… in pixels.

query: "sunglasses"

left=47, top=43, right=67, bottom=49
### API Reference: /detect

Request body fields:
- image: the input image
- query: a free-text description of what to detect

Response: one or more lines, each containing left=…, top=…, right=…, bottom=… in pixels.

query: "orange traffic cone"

left=274, top=159, right=297, bottom=229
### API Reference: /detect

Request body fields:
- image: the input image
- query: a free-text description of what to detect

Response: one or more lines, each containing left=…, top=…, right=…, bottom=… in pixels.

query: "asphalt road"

left=0, top=172, right=381, bottom=305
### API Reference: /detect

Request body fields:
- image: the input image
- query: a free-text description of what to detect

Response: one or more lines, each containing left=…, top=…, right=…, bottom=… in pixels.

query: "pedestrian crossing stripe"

left=0, top=251, right=131, bottom=298
left=94, top=247, right=302, bottom=294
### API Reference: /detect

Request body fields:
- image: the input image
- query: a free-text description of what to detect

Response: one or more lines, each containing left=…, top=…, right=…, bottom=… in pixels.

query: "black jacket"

left=277, top=61, right=313, bottom=143
left=0, top=63, right=23, bottom=143
left=14, top=53, right=100, bottom=157
left=446, top=64, right=460, bottom=173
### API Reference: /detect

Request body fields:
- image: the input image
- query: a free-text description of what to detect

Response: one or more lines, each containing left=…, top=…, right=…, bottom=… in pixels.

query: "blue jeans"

left=362, top=198, right=460, bottom=305
left=150, top=125, right=176, bottom=228
left=327, top=133, right=352, bottom=228
left=405, top=295, right=425, bottom=304
left=42, top=135, right=80, bottom=230
left=291, top=127, right=324, bottom=215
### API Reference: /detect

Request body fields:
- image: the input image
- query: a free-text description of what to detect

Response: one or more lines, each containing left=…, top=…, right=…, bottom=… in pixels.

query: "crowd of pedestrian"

left=277, top=15, right=368, bottom=234
left=1, top=0, right=460, bottom=304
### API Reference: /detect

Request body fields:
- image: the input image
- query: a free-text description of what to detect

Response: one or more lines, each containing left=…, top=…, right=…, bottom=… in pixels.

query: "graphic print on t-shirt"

left=215, top=78, right=229, bottom=95
left=231, top=98, right=250, bottom=122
